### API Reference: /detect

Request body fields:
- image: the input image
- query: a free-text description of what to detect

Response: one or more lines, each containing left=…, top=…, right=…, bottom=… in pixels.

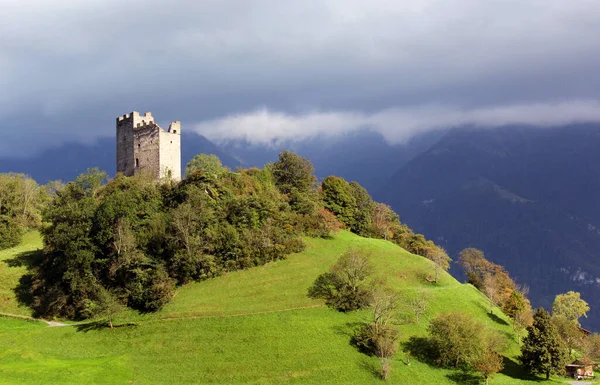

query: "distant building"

left=116, top=111, right=181, bottom=180
left=565, top=358, right=595, bottom=379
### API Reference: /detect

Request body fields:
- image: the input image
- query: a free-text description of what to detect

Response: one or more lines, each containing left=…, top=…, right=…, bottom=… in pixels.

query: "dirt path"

left=0, top=311, right=67, bottom=327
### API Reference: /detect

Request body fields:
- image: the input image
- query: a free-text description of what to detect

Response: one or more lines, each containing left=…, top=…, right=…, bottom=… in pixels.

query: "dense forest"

left=0, top=151, right=448, bottom=320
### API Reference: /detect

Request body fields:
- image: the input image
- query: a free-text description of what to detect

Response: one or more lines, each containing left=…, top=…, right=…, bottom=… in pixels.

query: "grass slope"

left=0, top=231, right=42, bottom=316
left=0, top=231, right=565, bottom=384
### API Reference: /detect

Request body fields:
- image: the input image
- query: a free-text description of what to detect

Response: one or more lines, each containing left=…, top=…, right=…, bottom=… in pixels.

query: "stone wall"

left=116, top=111, right=181, bottom=180
left=159, top=128, right=181, bottom=180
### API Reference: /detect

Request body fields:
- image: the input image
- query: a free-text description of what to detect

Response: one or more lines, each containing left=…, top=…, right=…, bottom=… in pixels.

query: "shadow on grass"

left=474, top=301, right=510, bottom=326
left=487, top=312, right=510, bottom=326
left=446, top=371, right=481, bottom=385
left=76, top=321, right=138, bottom=333
left=332, top=321, right=367, bottom=338
left=4, top=249, right=44, bottom=269
left=500, top=356, right=543, bottom=382
left=4, top=250, right=44, bottom=311
left=357, top=357, right=381, bottom=380
left=10, top=273, right=35, bottom=309
left=401, top=336, right=437, bottom=366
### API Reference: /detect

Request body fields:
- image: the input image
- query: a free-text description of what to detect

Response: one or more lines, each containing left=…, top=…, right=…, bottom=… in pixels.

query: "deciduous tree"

left=552, top=314, right=585, bottom=357
left=272, top=151, right=316, bottom=195
left=428, top=312, right=484, bottom=368
left=321, top=176, right=357, bottom=229
left=502, top=289, right=533, bottom=343
left=308, top=248, right=374, bottom=312
left=552, top=291, right=589, bottom=326
left=407, top=290, right=429, bottom=323
left=185, top=154, right=227, bottom=178
left=427, top=248, right=451, bottom=283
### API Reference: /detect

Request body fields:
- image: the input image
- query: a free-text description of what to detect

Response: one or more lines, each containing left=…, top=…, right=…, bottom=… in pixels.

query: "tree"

left=427, top=248, right=451, bottom=283
left=552, top=291, right=589, bottom=326
left=321, top=176, right=357, bottom=229
left=308, top=248, right=374, bottom=312
left=427, top=312, right=505, bottom=381
left=584, top=333, right=600, bottom=362
left=458, top=248, right=488, bottom=287
left=521, top=308, right=568, bottom=380
left=406, top=290, right=429, bottom=323
left=371, top=287, right=399, bottom=334
left=354, top=287, right=400, bottom=380
left=272, top=151, right=316, bottom=195
left=552, top=314, right=585, bottom=357
left=314, top=208, right=344, bottom=237
left=482, top=274, right=499, bottom=314
left=109, top=217, right=141, bottom=278
left=428, top=312, right=485, bottom=368
left=349, top=181, right=373, bottom=236
left=502, top=289, right=533, bottom=343
left=474, top=350, right=504, bottom=385
left=371, top=203, right=398, bottom=241
left=82, top=289, right=125, bottom=328
left=0, top=173, right=45, bottom=249
left=185, top=154, right=226, bottom=178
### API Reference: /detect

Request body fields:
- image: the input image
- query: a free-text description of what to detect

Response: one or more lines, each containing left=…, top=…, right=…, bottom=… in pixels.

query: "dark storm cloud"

left=2, top=0, right=600, bottom=154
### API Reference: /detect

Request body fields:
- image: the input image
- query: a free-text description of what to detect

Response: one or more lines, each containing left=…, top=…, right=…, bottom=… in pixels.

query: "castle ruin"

left=116, top=111, right=181, bottom=180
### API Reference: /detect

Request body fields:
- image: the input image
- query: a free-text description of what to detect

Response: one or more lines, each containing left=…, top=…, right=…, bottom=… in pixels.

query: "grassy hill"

left=0, top=231, right=565, bottom=384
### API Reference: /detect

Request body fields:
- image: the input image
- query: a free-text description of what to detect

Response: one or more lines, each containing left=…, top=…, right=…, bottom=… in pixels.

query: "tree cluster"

left=320, top=175, right=450, bottom=272
left=459, top=248, right=534, bottom=342
left=19, top=151, right=448, bottom=321
left=29, top=161, right=314, bottom=319
left=0, top=173, right=49, bottom=249
left=409, top=311, right=506, bottom=385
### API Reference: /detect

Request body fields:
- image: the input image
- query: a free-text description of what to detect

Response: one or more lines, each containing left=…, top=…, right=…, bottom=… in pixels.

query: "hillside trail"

left=1, top=304, right=326, bottom=329
left=2, top=284, right=466, bottom=330
left=0, top=311, right=68, bottom=327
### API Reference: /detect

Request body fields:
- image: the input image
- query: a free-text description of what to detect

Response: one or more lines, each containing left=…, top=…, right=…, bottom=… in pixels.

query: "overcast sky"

left=2, top=0, right=600, bottom=156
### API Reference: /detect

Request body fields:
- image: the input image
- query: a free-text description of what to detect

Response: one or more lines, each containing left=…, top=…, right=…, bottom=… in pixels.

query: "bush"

left=308, top=249, right=374, bottom=312
left=0, top=216, right=24, bottom=250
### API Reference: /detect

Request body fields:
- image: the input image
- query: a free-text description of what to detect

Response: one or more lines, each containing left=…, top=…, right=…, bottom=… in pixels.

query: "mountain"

left=220, top=130, right=443, bottom=192
left=378, top=124, right=600, bottom=330
left=0, top=133, right=241, bottom=183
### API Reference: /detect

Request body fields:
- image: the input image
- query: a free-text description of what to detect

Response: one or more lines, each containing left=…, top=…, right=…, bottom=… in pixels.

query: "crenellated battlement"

left=168, top=121, right=181, bottom=134
left=117, top=111, right=154, bottom=123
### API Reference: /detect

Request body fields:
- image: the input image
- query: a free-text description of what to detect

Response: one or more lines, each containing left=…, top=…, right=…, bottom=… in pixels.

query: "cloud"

left=195, top=101, right=600, bottom=145
left=1, top=0, right=600, bottom=155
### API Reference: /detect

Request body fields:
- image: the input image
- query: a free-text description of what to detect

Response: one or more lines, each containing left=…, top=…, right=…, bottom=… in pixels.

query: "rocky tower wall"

left=116, top=111, right=181, bottom=180
left=159, top=121, right=181, bottom=180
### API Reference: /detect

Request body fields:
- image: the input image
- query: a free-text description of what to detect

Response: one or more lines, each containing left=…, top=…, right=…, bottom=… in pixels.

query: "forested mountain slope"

left=379, top=124, right=600, bottom=329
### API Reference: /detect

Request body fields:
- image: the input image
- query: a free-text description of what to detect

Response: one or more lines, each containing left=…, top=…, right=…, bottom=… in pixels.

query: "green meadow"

left=0, top=231, right=567, bottom=384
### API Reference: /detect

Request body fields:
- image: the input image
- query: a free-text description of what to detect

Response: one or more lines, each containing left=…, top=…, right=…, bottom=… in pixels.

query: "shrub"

left=308, top=248, right=374, bottom=312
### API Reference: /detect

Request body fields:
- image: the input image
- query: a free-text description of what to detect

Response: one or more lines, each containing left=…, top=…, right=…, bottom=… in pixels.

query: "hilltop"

left=1, top=231, right=559, bottom=384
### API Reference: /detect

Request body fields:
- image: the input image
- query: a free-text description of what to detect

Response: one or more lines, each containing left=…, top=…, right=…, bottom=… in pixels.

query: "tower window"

left=136, top=158, right=140, bottom=168
left=173, top=130, right=177, bottom=134
left=138, top=144, right=141, bottom=148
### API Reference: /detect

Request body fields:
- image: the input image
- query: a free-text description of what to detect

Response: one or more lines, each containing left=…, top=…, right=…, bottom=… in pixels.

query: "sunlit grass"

left=0, top=231, right=564, bottom=384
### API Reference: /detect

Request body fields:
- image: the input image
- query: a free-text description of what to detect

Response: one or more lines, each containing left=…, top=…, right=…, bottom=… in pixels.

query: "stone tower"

left=116, top=111, right=181, bottom=180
